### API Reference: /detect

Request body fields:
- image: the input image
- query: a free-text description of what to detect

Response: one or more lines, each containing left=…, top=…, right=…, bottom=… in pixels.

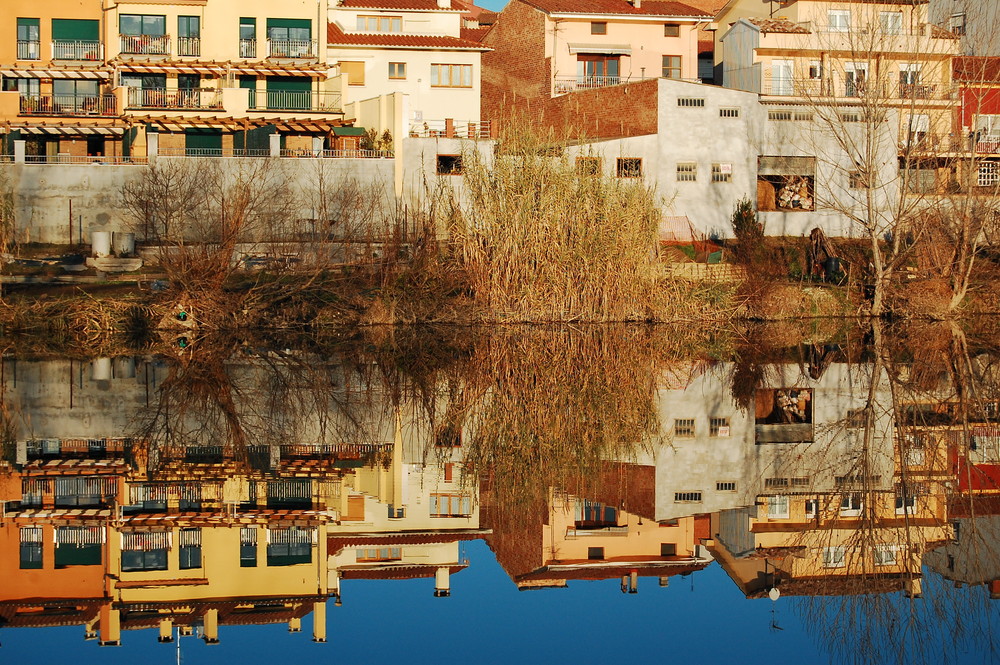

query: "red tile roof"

left=327, top=22, right=490, bottom=48
left=955, top=56, right=1000, bottom=84
left=521, top=0, right=711, bottom=17
left=338, top=0, right=460, bottom=10
left=338, top=563, right=468, bottom=580
left=461, top=25, right=493, bottom=42
left=746, top=17, right=810, bottom=34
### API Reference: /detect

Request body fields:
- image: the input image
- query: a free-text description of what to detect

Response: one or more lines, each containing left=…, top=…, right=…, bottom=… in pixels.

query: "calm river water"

left=1, top=323, right=998, bottom=664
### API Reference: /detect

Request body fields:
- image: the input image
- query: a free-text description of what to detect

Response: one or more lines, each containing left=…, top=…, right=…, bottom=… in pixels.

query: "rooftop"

left=327, top=22, right=490, bottom=48
left=521, top=0, right=711, bottom=18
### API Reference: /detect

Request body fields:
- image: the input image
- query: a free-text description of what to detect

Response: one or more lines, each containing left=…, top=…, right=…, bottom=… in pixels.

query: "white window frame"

left=840, top=493, right=863, bottom=517
left=874, top=544, right=897, bottom=566
left=768, top=495, right=790, bottom=519
left=805, top=498, right=818, bottom=519
left=828, top=10, right=850, bottom=33
left=880, top=11, right=902, bottom=35
left=676, top=162, right=697, bottom=182
left=822, top=546, right=846, bottom=568
left=978, top=162, right=999, bottom=187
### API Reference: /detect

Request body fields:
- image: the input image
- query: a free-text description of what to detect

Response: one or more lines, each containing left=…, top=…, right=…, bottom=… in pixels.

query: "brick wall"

left=481, top=0, right=550, bottom=125
left=482, top=0, right=659, bottom=141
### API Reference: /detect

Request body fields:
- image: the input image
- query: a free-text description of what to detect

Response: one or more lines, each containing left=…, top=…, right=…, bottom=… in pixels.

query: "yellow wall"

left=3, top=0, right=102, bottom=65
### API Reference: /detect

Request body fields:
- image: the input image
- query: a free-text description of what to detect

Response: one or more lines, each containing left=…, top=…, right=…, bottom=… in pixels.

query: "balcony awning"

left=0, top=68, right=110, bottom=79
left=226, top=65, right=329, bottom=78
left=567, top=43, right=632, bottom=55
left=117, top=62, right=228, bottom=76
left=8, top=125, right=125, bottom=135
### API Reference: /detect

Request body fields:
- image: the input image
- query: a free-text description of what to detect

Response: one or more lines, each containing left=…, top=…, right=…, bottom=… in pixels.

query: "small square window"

left=768, top=495, right=789, bottom=519
left=805, top=498, right=819, bottom=518
left=388, top=62, right=406, bottom=79
left=588, top=546, right=605, bottom=560
left=664, top=23, right=680, bottom=37
left=660, top=543, right=677, bottom=556
left=849, top=170, right=869, bottom=189
left=674, top=491, right=702, bottom=502
left=719, top=107, right=740, bottom=118
left=576, top=156, right=601, bottom=176
left=437, top=154, right=463, bottom=175
left=874, top=545, right=896, bottom=566
left=822, top=546, right=846, bottom=568
left=591, top=21, right=607, bottom=35
left=709, top=417, right=730, bottom=437
left=716, top=481, right=737, bottom=492
left=711, top=163, right=732, bottom=183
left=617, top=157, right=642, bottom=178
left=662, top=55, right=682, bottom=79
left=674, top=418, right=695, bottom=438
left=676, top=162, right=697, bottom=182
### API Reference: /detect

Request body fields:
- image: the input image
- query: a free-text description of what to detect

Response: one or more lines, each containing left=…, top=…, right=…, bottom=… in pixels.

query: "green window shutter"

left=266, top=18, right=311, bottom=30
left=265, top=76, right=311, bottom=92
left=184, top=128, right=223, bottom=154
left=17, top=18, right=40, bottom=41
left=52, top=19, right=99, bottom=41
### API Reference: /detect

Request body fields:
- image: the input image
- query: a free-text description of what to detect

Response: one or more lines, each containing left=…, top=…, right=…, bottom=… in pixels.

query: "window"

left=822, top=546, right=846, bottom=568
left=444, top=463, right=455, bottom=482
left=674, top=418, right=695, bottom=438
left=874, top=545, right=897, bottom=566
left=430, top=494, right=472, bottom=516
left=979, top=162, right=999, bottom=187
left=765, top=477, right=789, bottom=488
left=122, top=548, right=168, bottom=572
left=768, top=495, right=790, bottom=519
left=664, top=23, right=680, bottom=37
left=431, top=64, right=472, bottom=88
left=357, top=15, right=403, bottom=32
left=904, top=167, right=936, bottom=193
left=849, top=170, right=869, bottom=189
left=880, top=11, right=902, bottom=35
left=716, top=481, right=737, bottom=492
left=266, top=527, right=314, bottom=567
left=847, top=408, right=866, bottom=428
left=828, top=10, right=850, bottom=32
left=768, top=110, right=813, bottom=121
left=576, top=156, right=601, bottom=176
left=845, top=62, right=868, bottom=97
left=120, top=531, right=170, bottom=572
left=677, top=97, right=704, bottom=107
left=240, top=17, right=257, bottom=57
left=591, top=22, right=607, bottom=35
left=387, top=505, right=405, bottom=518
left=809, top=61, right=822, bottom=80
left=710, top=417, right=731, bottom=437
left=437, top=154, right=463, bottom=175
left=588, top=547, right=605, bottom=560
left=661, top=543, right=677, bottom=556
left=19, top=527, right=42, bottom=569
left=805, top=499, right=818, bottom=518
left=674, top=491, right=702, bottom=502
left=949, top=13, right=966, bottom=36
left=719, top=107, right=740, bottom=118
left=178, top=16, right=200, bottom=56
left=120, top=14, right=166, bottom=36
left=54, top=527, right=104, bottom=567
left=179, top=528, right=202, bottom=569
left=240, top=527, right=258, bottom=567
left=578, top=54, right=619, bottom=81
left=575, top=500, right=618, bottom=528
left=357, top=547, right=402, bottom=562
left=839, top=112, right=861, bottom=122
left=676, top=163, right=697, bottom=181
left=339, top=60, right=365, bottom=86
left=617, top=157, right=642, bottom=178
left=711, top=163, right=732, bottom=183
left=840, top=493, right=863, bottom=517
left=895, top=492, right=916, bottom=515
left=388, top=62, right=406, bottom=79
left=16, top=18, right=40, bottom=60
left=662, top=55, right=682, bottom=79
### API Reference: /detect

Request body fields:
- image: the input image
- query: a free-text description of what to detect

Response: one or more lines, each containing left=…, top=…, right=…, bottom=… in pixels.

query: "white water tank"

left=91, top=231, right=111, bottom=257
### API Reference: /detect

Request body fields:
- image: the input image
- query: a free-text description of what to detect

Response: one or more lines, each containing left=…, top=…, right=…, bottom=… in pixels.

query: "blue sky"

left=478, top=0, right=508, bottom=12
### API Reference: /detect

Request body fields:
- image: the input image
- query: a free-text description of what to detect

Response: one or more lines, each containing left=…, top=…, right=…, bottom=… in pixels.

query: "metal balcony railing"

left=552, top=75, right=655, bottom=95
left=19, top=94, right=117, bottom=116
left=266, top=38, right=316, bottom=58
left=127, top=87, right=222, bottom=110
left=240, top=38, right=258, bottom=58
left=408, top=119, right=493, bottom=139
left=251, top=90, right=340, bottom=112
left=120, top=34, right=170, bottom=55
left=177, top=36, right=201, bottom=57
left=52, top=40, right=103, bottom=61
left=762, top=77, right=956, bottom=101
left=17, top=40, right=41, bottom=60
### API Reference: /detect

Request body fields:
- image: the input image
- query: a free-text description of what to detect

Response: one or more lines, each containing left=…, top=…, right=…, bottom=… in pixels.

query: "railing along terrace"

left=552, top=74, right=656, bottom=95
left=281, top=148, right=393, bottom=158
left=52, top=40, right=103, bottom=60
left=120, top=34, right=171, bottom=55
left=23, top=154, right=147, bottom=164
left=239, top=38, right=258, bottom=58
left=267, top=38, right=317, bottom=58
left=156, top=147, right=392, bottom=159
left=408, top=119, right=493, bottom=139
left=763, top=78, right=956, bottom=100
left=177, top=36, right=201, bottom=57
left=251, top=90, right=341, bottom=112
left=127, top=87, right=222, bottom=109
left=20, top=94, right=117, bottom=116
left=17, top=40, right=40, bottom=60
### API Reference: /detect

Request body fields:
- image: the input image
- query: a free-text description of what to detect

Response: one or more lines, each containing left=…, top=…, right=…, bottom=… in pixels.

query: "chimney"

left=631, top=0, right=642, bottom=8
left=312, top=601, right=327, bottom=642
left=437, top=0, right=450, bottom=8
left=434, top=566, right=451, bottom=597
left=202, top=609, right=220, bottom=644
left=629, top=570, right=639, bottom=594
left=904, top=578, right=922, bottom=599
left=99, top=607, right=121, bottom=647
left=158, top=619, right=173, bottom=643
left=288, top=617, right=302, bottom=633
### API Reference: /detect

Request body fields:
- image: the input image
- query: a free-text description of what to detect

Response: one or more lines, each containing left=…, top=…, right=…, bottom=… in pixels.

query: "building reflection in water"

left=1, top=328, right=999, bottom=655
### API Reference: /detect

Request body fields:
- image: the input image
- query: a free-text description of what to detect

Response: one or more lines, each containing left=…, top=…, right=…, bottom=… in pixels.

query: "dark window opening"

left=588, top=547, right=605, bottom=560
left=437, top=154, right=463, bottom=175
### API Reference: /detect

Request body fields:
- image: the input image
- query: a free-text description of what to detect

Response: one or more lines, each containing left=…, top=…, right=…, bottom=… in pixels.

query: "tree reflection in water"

left=0, top=323, right=1000, bottom=660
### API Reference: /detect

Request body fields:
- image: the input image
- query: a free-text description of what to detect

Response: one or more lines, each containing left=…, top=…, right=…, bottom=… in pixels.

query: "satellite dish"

left=768, top=587, right=781, bottom=601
